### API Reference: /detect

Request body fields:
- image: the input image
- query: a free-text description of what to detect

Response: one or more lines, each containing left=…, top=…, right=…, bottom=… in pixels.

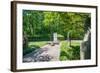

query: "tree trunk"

left=23, top=34, right=28, bottom=49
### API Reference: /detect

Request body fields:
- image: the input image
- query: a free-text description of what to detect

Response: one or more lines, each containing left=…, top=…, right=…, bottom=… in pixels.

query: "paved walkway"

left=23, top=43, right=61, bottom=62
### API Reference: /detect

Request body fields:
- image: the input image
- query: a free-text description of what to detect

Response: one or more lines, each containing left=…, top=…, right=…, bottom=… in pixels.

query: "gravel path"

left=23, top=43, right=61, bottom=62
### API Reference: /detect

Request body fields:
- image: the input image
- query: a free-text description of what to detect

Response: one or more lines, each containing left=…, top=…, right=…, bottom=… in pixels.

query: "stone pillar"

left=53, top=33, right=57, bottom=42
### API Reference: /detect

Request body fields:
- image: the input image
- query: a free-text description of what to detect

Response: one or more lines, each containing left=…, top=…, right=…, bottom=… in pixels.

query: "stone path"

left=23, top=43, right=61, bottom=62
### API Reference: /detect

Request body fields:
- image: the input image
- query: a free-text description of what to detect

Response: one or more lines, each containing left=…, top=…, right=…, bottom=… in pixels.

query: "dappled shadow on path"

left=23, top=44, right=60, bottom=62
left=23, top=45, right=40, bottom=56
left=23, top=47, right=53, bottom=62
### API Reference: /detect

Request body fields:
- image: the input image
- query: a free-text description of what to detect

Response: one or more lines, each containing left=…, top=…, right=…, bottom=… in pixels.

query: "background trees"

left=23, top=10, right=91, bottom=42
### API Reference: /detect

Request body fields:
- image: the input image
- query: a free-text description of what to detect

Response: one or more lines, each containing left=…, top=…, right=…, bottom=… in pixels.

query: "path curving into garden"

left=23, top=43, right=61, bottom=62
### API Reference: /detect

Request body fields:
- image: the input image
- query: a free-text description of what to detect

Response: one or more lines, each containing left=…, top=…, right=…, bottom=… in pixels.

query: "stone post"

left=53, top=32, right=58, bottom=44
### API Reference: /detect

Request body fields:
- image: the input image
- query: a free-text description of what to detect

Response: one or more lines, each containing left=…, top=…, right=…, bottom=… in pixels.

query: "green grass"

left=28, top=41, right=47, bottom=48
left=71, top=41, right=81, bottom=46
left=23, top=41, right=47, bottom=56
left=60, top=41, right=80, bottom=61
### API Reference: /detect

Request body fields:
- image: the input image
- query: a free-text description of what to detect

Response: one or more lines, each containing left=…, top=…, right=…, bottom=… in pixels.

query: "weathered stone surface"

left=80, top=29, right=91, bottom=60
left=23, top=44, right=61, bottom=62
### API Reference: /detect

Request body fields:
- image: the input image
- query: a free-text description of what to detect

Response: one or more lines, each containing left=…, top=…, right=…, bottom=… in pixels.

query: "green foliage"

left=23, top=41, right=47, bottom=56
left=60, top=41, right=80, bottom=61
left=23, top=48, right=35, bottom=56
left=23, top=10, right=91, bottom=41
left=23, top=10, right=44, bottom=37
left=57, top=34, right=65, bottom=40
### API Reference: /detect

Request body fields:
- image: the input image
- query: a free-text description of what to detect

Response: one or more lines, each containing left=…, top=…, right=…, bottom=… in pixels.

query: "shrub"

left=60, top=41, right=80, bottom=61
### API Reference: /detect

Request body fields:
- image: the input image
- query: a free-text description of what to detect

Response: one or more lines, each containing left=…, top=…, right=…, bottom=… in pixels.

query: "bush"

left=57, top=34, right=65, bottom=40
left=60, top=41, right=80, bottom=61
left=28, top=35, right=51, bottom=41
left=23, top=48, right=35, bottom=56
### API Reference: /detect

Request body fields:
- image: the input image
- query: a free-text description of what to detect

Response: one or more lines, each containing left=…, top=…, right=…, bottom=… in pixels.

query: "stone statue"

left=80, top=28, right=91, bottom=60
